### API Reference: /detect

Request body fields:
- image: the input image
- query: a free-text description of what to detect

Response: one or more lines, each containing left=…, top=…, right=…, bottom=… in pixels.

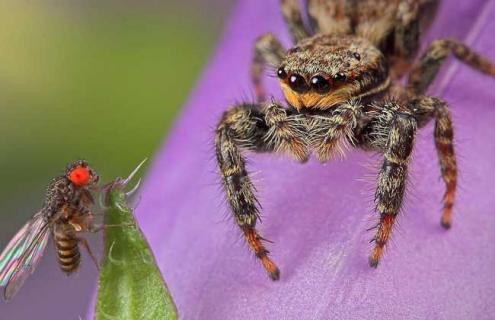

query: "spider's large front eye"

left=288, top=74, right=309, bottom=93
left=310, top=75, right=330, bottom=94
left=277, top=67, right=287, bottom=79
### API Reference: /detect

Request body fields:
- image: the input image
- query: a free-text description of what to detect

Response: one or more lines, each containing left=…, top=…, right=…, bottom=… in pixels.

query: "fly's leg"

left=78, top=237, right=100, bottom=271
left=252, top=33, right=286, bottom=102
left=215, top=102, right=308, bottom=280
left=408, top=38, right=495, bottom=95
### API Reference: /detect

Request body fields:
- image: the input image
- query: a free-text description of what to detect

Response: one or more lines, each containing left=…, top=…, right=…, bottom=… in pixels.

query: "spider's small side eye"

left=353, top=52, right=361, bottom=60
left=288, top=74, right=309, bottom=93
left=277, top=67, right=287, bottom=79
left=310, top=75, right=330, bottom=94
left=333, top=73, right=346, bottom=82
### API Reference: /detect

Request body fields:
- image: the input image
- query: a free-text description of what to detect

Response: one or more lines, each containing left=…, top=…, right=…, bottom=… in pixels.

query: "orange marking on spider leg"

left=69, top=166, right=90, bottom=187
left=369, top=215, right=395, bottom=268
left=439, top=162, right=456, bottom=228
left=441, top=188, right=455, bottom=229
left=441, top=209, right=453, bottom=229
left=243, top=228, right=280, bottom=280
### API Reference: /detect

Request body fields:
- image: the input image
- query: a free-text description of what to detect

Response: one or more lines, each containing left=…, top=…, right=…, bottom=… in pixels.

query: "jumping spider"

left=215, top=0, right=495, bottom=280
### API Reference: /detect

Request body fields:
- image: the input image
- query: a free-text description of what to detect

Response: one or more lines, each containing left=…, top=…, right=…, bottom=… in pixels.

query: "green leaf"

left=95, top=162, right=177, bottom=320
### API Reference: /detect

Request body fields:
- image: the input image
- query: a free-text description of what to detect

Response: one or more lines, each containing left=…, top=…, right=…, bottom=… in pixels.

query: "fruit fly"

left=0, top=160, right=100, bottom=301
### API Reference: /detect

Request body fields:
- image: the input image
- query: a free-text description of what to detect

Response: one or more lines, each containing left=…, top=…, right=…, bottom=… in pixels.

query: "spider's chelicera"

left=215, top=0, right=495, bottom=280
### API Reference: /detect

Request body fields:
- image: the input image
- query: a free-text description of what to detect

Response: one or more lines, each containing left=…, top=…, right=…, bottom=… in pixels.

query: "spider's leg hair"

left=215, top=102, right=309, bottom=280
left=364, top=103, right=417, bottom=268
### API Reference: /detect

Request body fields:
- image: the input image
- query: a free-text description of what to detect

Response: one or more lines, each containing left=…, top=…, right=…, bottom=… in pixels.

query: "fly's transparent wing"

left=0, top=211, right=50, bottom=301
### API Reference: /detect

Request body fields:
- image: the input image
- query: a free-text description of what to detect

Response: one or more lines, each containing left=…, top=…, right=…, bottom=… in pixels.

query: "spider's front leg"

left=367, top=106, right=417, bottom=267
left=408, top=38, right=495, bottom=95
left=215, top=102, right=308, bottom=280
left=252, top=34, right=286, bottom=102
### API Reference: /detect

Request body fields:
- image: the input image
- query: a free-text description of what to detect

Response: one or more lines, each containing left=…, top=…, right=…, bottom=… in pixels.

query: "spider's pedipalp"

left=309, top=100, right=364, bottom=162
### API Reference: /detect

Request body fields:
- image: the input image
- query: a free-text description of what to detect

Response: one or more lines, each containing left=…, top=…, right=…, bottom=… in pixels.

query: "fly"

left=0, top=160, right=100, bottom=301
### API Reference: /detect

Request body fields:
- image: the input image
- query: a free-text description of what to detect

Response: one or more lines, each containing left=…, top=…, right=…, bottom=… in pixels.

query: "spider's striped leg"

left=306, top=0, right=352, bottom=37
left=407, top=38, right=495, bottom=95
left=252, top=33, right=286, bottom=102
left=368, top=107, right=417, bottom=267
left=385, top=0, right=421, bottom=78
left=410, top=96, right=457, bottom=229
left=394, top=0, right=420, bottom=59
left=215, top=102, right=308, bottom=280
left=280, top=0, right=310, bottom=43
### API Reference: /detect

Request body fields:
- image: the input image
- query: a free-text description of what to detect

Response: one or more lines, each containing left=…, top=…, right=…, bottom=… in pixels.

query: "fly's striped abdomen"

left=53, top=224, right=80, bottom=274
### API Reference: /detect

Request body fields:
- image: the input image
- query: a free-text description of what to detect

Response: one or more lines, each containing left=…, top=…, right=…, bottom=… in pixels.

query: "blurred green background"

left=0, top=0, right=232, bottom=240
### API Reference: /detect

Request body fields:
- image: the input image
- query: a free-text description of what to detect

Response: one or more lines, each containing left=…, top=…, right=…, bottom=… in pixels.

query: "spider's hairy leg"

left=280, top=0, right=309, bottom=43
left=410, top=96, right=457, bottom=229
left=252, top=33, right=286, bottom=102
left=408, top=38, right=495, bottom=95
left=310, top=100, right=363, bottom=162
left=388, top=0, right=420, bottom=78
left=394, top=0, right=419, bottom=59
left=215, top=109, right=279, bottom=280
left=215, top=103, right=308, bottom=280
left=306, top=0, right=352, bottom=37
left=369, top=109, right=417, bottom=267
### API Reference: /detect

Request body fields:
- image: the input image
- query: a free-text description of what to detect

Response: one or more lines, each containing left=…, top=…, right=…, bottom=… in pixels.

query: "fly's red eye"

left=69, top=166, right=90, bottom=186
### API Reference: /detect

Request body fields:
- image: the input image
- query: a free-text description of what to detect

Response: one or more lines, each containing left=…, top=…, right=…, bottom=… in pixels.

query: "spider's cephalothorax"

left=278, top=36, right=390, bottom=110
left=215, top=0, right=495, bottom=280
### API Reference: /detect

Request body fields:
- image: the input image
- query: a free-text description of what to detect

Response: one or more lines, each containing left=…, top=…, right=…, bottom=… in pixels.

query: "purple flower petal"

left=142, top=0, right=495, bottom=319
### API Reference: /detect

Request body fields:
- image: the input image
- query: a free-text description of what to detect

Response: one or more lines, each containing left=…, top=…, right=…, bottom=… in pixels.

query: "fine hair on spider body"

left=214, top=0, right=495, bottom=280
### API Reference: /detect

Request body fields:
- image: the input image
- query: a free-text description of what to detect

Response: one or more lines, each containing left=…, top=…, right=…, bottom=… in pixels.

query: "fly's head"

left=66, top=160, right=99, bottom=189
left=277, top=36, right=389, bottom=111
